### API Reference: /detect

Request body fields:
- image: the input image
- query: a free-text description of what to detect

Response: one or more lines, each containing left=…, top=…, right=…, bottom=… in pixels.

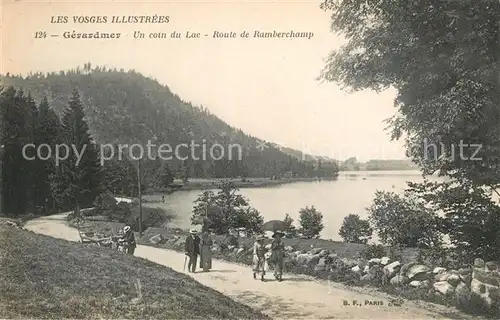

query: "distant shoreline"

left=144, top=177, right=337, bottom=194
left=143, top=169, right=423, bottom=195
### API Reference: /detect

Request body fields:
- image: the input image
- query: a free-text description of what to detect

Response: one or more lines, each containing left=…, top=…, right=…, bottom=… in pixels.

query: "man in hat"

left=252, top=234, right=267, bottom=281
left=184, top=229, right=201, bottom=273
left=123, top=225, right=136, bottom=255
left=270, top=230, right=285, bottom=281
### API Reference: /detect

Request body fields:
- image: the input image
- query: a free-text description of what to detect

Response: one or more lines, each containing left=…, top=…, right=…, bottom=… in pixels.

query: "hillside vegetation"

left=2, top=66, right=338, bottom=186
left=0, top=226, right=267, bottom=319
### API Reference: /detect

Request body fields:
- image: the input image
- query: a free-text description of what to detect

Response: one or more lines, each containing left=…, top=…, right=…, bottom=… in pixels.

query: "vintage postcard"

left=1, top=0, right=498, bottom=319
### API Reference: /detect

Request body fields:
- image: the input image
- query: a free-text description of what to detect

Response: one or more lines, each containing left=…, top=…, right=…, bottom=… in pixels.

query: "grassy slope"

left=0, top=226, right=267, bottom=319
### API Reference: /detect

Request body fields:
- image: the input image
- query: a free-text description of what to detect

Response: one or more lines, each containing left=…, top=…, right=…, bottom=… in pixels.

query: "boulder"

left=319, top=249, right=329, bottom=257
left=390, top=274, right=407, bottom=285
left=400, top=262, right=418, bottom=276
left=460, top=274, right=472, bottom=286
left=433, top=267, right=447, bottom=274
left=341, top=258, right=357, bottom=268
left=474, top=258, right=485, bottom=268
left=317, top=258, right=327, bottom=268
left=383, top=261, right=401, bottom=278
left=351, top=265, right=362, bottom=273
left=458, top=268, right=472, bottom=275
left=434, top=281, right=455, bottom=295
left=297, top=253, right=312, bottom=265
left=447, top=274, right=461, bottom=287
left=314, top=265, right=327, bottom=272
left=380, top=257, right=391, bottom=266
left=413, top=280, right=430, bottom=288
left=309, top=255, right=321, bottom=266
left=435, top=273, right=450, bottom=282
left=368, top=265, right=383, bottom=277
left=405, top=264, right=431, bottom=281
left=368, top=258, right=381, bottom=265
left=485, top=261, right=498, bottom=272
left=297, top=254, right=320, bottom=267
left=357, top=259, right=368, bottom=269
left=310, top=248, right=322, bottom=255
left=470, top=270, right=500, bottom=307
left=455, top=282, right=471, bottom=306
left=360, top=274, right=374, bottom=282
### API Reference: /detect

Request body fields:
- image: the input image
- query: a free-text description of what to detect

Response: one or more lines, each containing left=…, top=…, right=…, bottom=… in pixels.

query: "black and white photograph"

left=1, top=0, right=499, bottom=319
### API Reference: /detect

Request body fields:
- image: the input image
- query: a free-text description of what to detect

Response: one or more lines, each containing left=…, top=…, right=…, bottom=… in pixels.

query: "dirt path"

left=24, top=214, right=471, bottom=319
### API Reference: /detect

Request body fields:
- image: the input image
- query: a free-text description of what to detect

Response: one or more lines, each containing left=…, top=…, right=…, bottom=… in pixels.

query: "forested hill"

left=2, top=65, right=338, bottom=182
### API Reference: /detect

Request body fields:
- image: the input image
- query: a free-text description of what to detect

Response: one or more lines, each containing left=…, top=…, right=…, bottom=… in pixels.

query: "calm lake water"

left=143, top=170, right=444, bottom=241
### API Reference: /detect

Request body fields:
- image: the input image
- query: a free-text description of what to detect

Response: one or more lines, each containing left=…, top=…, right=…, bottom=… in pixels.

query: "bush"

left=338, top=214, right=372, bottom=244
left=409, top=181, right=500, bottom=262
left=126, top=206, right=171, bottom=232
left=283, top=213, right=297, bottom=237
left=359, top=244, right=386, bottom=260
left=190, top=181, right=264, bottom=234
left=367, top=191, right=442, bottom=248
left=229, top=207, right=264, bottom=235
left=298, top=206, right=324, bottom=239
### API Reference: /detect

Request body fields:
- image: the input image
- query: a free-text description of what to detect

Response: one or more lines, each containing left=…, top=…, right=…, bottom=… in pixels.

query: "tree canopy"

left=320, top=0, right=500, bottom=186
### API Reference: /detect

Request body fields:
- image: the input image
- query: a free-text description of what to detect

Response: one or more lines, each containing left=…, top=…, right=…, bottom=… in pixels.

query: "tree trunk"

left=75, top=202, right=80, bottom=219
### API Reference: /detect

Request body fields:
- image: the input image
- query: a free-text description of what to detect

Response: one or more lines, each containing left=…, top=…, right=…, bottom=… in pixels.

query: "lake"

left=143, top=170, right=444, bottom=241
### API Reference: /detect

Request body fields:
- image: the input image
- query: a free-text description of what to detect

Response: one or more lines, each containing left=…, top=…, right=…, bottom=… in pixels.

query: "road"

left=24, top=213, right=471, bottom=319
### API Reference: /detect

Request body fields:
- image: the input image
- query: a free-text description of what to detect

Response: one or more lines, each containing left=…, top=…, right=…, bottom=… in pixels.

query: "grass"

left=0, top=213, right=39, bottom=227
left=0, top=226, right=268, bottom=319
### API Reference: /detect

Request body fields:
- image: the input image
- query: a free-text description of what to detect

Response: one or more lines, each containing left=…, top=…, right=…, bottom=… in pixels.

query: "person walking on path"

left=185, top=229, right=201, bottom=273
left=199, top=231, right=213, bottom=272
left=252, top=234, right=267, bottom=281
left=270, top=231, right=285, bottom=281
left=123, top=225, right=136, bottom=255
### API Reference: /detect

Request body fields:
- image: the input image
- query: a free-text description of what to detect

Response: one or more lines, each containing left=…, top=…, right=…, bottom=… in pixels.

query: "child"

left=252, top=234, right=267, bottom=281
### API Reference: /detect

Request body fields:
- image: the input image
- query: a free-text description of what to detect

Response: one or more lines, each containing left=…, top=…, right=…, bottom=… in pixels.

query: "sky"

left=2, top=0, right=406, bottom=161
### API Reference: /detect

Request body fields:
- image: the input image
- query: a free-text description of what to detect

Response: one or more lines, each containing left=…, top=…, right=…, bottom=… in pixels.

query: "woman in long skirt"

left=199, top=232, right=213, bottom=272
left=270, top=231, right=285, bottom=281
left=252, top=234, right=267, bottom=281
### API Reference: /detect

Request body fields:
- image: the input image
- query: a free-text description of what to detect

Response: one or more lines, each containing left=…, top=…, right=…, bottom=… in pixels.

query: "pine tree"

left=52, top=89, right=102, bottom=216
left=33, top=96, right=61, bottom=213
left=24, top=93, right=38, bottom=213
left=0, top=87, right=32, bottom=216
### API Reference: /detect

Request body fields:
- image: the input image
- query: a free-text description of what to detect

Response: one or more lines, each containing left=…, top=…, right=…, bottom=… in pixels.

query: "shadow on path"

left=207, top=269, right=237, bottom=273
left=235, top=290, right=316, bottom=319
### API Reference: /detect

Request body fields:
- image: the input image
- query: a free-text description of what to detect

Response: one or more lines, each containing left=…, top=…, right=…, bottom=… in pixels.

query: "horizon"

left=2, top=1, right=407, bottom=162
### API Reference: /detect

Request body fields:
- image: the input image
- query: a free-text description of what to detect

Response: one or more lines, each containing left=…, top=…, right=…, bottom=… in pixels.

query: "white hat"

left=189, top=229, right=198, bottom=234
left=124, top=226, right=131, bottom=233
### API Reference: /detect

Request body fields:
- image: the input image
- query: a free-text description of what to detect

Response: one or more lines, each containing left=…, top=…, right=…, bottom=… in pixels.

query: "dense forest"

left=0, top=65, right=339, bottom=215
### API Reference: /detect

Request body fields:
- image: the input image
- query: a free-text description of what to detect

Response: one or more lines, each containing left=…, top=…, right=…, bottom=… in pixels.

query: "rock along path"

left=25, top=214, right=473, bottom=319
